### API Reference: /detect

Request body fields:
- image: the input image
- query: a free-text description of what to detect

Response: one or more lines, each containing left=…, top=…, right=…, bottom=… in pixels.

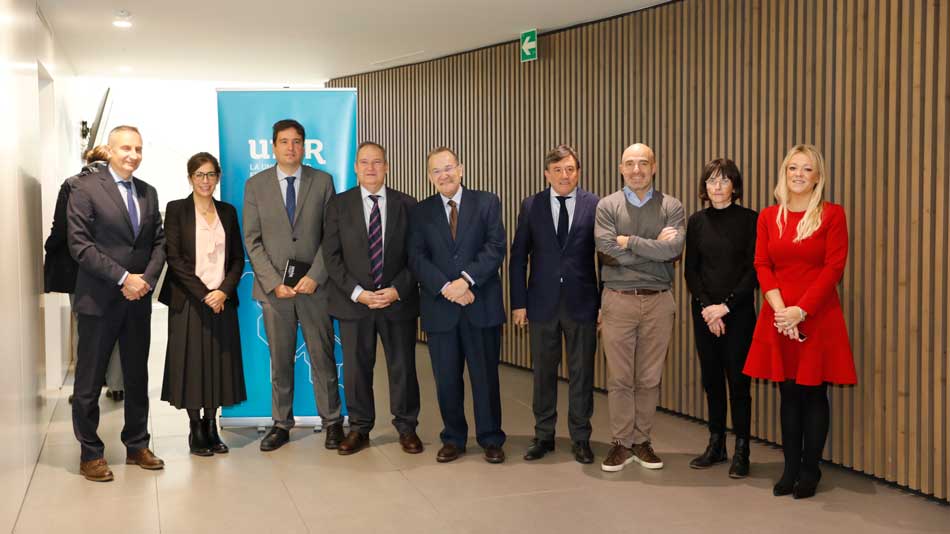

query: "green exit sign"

left=520, top=29, right=538, bottom=62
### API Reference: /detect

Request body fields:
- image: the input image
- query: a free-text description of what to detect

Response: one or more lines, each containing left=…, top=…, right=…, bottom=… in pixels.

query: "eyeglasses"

left=549, top=166, right=577, bottom=177
left=705, top=177, right=732, bottom=187
left=430, top=165, right=458, bottom=177
left=192, top=172, right=219, bottom=181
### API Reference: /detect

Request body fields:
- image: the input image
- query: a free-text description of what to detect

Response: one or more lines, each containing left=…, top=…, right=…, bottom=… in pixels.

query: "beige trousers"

left=600, top=288, right=675, bottom=447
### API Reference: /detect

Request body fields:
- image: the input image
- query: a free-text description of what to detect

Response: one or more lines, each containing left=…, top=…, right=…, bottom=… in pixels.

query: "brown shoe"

left=631, top=441, right=664, bottom=469
left=126, top=448, right=165, bottom=470
left=398, top=432, right=424, bottom=454
left=436, top=443, right=465, bottom=463
left=79, top=458, right=114, bottom=482
left=338, top=431, right=370, bottom=455
left=483, top=445, right=506, bottom=464
left=600, top=441, right=635, bottom=472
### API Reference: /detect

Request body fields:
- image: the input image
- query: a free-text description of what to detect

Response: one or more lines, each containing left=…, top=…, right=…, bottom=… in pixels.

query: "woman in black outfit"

left=684, top=158, right=758, bottom=477
left=159, top=152, right=246, bottom=456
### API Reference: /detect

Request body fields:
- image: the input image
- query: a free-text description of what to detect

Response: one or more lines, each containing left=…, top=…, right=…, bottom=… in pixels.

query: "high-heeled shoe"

left=773, top=470, right=798, bottom=496
left=793, top=469, right=822, bottom=499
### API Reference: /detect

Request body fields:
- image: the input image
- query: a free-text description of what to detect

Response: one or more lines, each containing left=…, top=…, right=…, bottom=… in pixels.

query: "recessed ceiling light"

left=113, top=9, right=132, bottom=28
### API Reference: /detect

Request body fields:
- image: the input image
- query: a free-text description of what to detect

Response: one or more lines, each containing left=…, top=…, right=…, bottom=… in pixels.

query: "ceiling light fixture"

left=112, top=9, right=132, bottom=28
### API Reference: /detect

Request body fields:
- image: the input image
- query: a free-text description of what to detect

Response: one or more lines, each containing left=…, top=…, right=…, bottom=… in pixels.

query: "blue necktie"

left=556, top=196, right=569, bottom=249
left=119, top=181, right=139, bottom=237
left=368, top=195, right=383, bottom=289
left=285, top=176, right=296, bottom=226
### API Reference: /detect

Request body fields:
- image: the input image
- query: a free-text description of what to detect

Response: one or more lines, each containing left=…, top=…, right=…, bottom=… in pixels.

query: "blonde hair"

left=774, top=144, right=826, bottom=242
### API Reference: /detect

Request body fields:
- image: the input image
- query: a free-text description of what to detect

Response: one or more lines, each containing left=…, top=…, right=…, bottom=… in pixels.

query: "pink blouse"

left=194, top=205, right=226, bottom=290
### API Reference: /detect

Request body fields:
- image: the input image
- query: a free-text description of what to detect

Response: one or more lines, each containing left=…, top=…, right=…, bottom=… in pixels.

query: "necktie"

left=368, top=195, right=383, bottom=289
left=285, top=176, right=296, bottom=226
left=556, top=195, right=569, bottom=249
left=119, top=181, right=139, bottom=237
left=447, top=199, right=458, bottom=240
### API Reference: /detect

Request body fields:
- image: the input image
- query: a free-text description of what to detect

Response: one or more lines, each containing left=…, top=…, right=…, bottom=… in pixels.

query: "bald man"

left=594, top=143, right=685, bottom=473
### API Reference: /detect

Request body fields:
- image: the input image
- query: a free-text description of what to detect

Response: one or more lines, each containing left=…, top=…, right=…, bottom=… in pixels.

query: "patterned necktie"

left=368, top=195, right=383, bottom=288
left=556, top=195, right=569, bottom=249
left=285, top=175, right=297, bottom=226
left=118, top=181, right=139, bottom=237
left=447, top=199, right=458, bottom=240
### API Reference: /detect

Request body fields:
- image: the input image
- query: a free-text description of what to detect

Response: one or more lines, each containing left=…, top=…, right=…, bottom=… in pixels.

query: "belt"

left=610, top=287, right=670, bottom=296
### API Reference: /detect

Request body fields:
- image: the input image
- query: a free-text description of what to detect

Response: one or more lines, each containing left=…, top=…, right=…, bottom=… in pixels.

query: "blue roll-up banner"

left=217, top=88, right=357, bottom=428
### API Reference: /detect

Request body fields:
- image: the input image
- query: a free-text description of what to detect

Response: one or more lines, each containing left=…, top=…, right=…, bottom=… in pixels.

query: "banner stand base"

left=220, top=416, right=349, bottom=432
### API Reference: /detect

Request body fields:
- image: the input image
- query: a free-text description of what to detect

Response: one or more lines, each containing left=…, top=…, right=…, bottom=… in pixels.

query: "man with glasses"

left=243, top=119, right=343, bottom=452
left=594, top=143, right=685, bottom=472
left=323, top=141, right=423, bottom=456
left=509, top=145, right=600, bottom=464
left=408, top=146, right=507, bottom=463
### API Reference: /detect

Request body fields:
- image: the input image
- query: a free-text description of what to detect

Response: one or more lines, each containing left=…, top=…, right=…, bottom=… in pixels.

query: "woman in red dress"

left=743, top=144, right=856, bottom=499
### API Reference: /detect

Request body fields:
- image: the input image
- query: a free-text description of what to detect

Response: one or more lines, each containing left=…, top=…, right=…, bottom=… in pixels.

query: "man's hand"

left=374, top=287, right=400, bottom=308
left=441, top=278, right=469, bottom=301
left=203, top=290, right=227, bottom=314
left=293, top=275, right=318, bottom=295
left=451, top=289, right=475, bottom=306
left=616, top=235, right=630, bottom=248
left=701, top=304, right=729, bottom=325
left=274, top=284, right=297, bottom=299
left=657, top=226, right=678, bottom=242
left=512, top=308, right=528, bottom=327
left=122, top=274, right=150, bottom=301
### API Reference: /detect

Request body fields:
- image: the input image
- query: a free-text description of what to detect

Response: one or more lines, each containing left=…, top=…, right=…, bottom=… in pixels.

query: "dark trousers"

left=73, top=300, right=151, bottom=462
left=691, top=299, right=754, bottom=438
left=426, top=314, right=505, bottom=449
left=338, top=313, right=420, bottom=435
left=529, top=296, right=596, bottom=442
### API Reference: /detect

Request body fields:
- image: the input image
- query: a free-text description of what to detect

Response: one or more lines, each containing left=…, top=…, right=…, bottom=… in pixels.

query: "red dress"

left=743, top=202, right=857, bottom=385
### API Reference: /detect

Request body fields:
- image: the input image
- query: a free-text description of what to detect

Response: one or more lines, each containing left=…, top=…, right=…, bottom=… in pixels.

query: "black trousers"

left=690, top=298, right=755, bottom=438
left=338, top=313, right=420, bottom=435
left=528, top=296, right=596, bottom=442
left=427, top=315, right=505, bottom=449
left=73, top=300, right=152, bottom=462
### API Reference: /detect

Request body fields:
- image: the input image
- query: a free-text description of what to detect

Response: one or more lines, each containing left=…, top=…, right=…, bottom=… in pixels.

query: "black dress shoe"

left=260, top=427, right=290, bottom=452
left=689, top=433, right=728, bottom=469
left=572, top=440, right=594, bottom=464
left=436, top=443, right=465, bottom=463
left=729, top=437, right=750, bottom=478
left=189, top=420, right=213, bottom=457
left=338, top=431, right=370, bottom=455
left=203, top=417, right=229, bottom=454
left=484, top=445, right=506, bottom=464
left=523, top=439, right=555, bottom=461
left=324, top=422, right=344, bottom=450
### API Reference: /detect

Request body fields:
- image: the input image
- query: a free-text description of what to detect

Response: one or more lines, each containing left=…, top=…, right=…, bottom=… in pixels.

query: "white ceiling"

left=38, top=0, right=664, bottom=84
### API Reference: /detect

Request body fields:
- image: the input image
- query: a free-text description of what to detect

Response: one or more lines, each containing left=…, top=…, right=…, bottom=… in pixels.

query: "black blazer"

left=407, top=188, right=507, bottom=333
left=67, top=166, right=166, bottom=316
left=158, top=195, right=244, bottom=311
left=323, top=186, right=419, bottom=321
left=509, top=187, right=600, bottom=323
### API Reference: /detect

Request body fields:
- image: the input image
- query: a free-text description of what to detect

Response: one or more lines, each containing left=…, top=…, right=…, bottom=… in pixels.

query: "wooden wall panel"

left=329, top=0, right=950, bottom=500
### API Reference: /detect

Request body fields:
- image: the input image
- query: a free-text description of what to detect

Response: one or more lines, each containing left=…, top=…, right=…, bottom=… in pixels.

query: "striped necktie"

left=368, top=195, right=383, bottom=288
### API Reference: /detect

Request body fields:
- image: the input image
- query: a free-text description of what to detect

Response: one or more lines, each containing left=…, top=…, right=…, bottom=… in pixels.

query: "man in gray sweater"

left=594, top=143, right=685, bottom=472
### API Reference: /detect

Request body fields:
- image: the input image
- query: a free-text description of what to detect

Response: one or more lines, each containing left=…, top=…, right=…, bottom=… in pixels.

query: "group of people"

left=44, top=118, right=855, bottom=501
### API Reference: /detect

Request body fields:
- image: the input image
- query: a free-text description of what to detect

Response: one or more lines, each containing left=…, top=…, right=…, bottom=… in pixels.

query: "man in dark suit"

left=408, top=146, right=507, bottom=464
left=509, top=145, right=600, bottom=464
left=323, top=141, right=422, bottom=456
left=243, top=119, right=343, bottom=452
left=67, top=125, right=166, bottom=482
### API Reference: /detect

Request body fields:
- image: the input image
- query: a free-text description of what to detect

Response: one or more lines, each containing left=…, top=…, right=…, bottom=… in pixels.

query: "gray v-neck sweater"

left=594, top=189, right=686, bottom=290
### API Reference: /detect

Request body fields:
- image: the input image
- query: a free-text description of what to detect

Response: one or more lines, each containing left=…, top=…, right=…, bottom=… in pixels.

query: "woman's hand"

left=707, top=318, right=726, bottom=337
left=773, top=305, right=805, bottom=332
left=203, top=290, right=227, bottom=314
left=701, top=304, right=729, bottom=325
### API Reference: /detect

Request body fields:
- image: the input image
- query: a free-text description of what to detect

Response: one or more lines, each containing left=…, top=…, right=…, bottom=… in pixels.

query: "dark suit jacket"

left=158, top=195, right=244, bottom=312
left=509, top=187, right=600, bottom=323
left=323, top=185, right=419, bottom=321
left=43, top=162, right=107, bottom=293
left=67, top=165, right=166, bottom=317
left=408, top=187, right=506, bottom=333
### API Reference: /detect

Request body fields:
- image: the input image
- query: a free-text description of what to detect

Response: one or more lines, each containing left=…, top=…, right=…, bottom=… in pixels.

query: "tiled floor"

left=14, top=308, right=950, bottom=533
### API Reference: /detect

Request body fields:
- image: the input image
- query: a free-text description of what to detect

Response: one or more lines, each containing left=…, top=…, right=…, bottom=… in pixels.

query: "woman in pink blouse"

left=159, top=153, right=246, bottom=456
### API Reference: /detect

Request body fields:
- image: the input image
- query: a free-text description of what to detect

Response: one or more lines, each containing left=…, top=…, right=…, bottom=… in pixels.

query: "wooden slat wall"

left=329, top=0, right=950, bottom=500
